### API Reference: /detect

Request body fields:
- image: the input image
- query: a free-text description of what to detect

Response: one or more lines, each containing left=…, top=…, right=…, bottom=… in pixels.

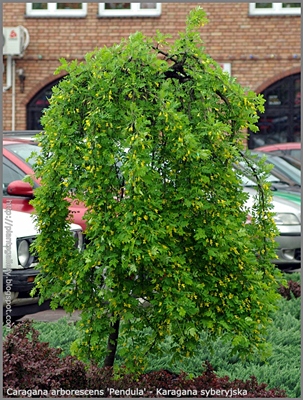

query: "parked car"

left=251, top=151, right=301, bottom=187
left=271, top=154, right=301, bottom=171
left=2, top=208, right=83, bottom=323
left=3, top=130, right=41, bottom=141
left=254, top=142, right=301, bottom=161
left=242, top=177, right=301, bottom=272
left=3, top=136, right=87, bottom=231
left=3, top=134, right=87, bottom=322
left=235, top=159, right=301, bottom=195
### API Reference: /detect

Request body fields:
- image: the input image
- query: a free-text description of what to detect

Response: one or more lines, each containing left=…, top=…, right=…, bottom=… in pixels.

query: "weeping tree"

left=31, top=8, right=283, bottom=372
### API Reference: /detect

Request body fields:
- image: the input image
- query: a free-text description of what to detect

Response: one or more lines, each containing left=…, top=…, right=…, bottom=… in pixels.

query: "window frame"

left=26, top=3, right=88, bottom=17
left=98, top=3, right=161, bottom=17
left=249, top=3, right=301, bottom=16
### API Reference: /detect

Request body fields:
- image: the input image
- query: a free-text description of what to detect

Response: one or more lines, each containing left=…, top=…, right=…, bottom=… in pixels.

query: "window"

left=249, top=3, right=301, bottom=16
left=98, top=3, right=161, bottom=17
left=26, top=3, right=87, bottom=17
left=5, top=144, right=42, bottom=168
left=3, top=157, right=25, bottom=194
left=248, top=73, right=301, bottom=149
left=27, top=78, right=63, bottom=130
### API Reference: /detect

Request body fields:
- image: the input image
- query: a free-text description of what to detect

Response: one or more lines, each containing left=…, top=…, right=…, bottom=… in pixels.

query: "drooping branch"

left=239, top=150, right=269, bottom=258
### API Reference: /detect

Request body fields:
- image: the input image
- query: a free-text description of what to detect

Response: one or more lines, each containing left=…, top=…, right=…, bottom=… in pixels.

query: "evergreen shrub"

left=145, top=296, right=301, bottom=398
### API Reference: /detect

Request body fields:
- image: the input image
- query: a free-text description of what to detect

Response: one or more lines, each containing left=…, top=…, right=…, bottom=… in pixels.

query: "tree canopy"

left=31, top=8, right=283, bottom=372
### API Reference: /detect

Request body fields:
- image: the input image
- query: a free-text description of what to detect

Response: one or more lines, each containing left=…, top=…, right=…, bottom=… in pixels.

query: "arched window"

left=26, top=78, right=63, bottom=130
left=248, top=73, right=300, bottom=148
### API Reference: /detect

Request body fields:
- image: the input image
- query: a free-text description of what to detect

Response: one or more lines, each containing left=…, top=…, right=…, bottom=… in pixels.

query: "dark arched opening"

left=26, top=77, right=63, bottom=130
left=248, top=73, right=300, bottom=148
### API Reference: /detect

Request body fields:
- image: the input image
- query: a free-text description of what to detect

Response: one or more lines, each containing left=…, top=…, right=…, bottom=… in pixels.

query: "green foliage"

left=2, top=321, right=288, bottom=398
left=2, top=318, right=79, bottom=358
left=144, top=296, right=301, bottom=398
left=29, top=318, right=80, bottom=358
left=286, top=272, right=300, bottom=283
left=31, top=8, right=282, bottom=372
left=3, top=292, right=299, bottom=397
left=215, top=297, right=301, bottom=399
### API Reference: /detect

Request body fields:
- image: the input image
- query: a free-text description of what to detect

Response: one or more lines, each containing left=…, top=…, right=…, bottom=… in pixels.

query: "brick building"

left=3, top=2, right=301, bottom=148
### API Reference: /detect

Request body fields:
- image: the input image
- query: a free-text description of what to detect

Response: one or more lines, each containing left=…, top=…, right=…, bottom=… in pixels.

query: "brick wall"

left=3, top=2, right=301, bottom=130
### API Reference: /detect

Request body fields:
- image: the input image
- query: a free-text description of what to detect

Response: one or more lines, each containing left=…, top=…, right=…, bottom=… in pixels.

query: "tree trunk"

left=103, top=318, right=120, bottom=367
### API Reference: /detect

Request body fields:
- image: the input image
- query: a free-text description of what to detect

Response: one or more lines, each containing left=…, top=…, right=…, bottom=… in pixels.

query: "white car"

left=244, top=186, right=301, bottom=272
left=3, top=209, right=83, bottom=323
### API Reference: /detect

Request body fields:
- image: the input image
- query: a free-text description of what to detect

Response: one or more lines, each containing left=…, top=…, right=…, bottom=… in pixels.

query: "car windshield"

left=236, top=161, right=290, bottom=184
left=240, top=175, right=257, bottom=187
left=266, top=155, right=301, bottom=185
left=5, top=143, right=42, bottom=167
left=252, top=151, right=301, bottom=186
left=290, top=149, right=301, bottom=161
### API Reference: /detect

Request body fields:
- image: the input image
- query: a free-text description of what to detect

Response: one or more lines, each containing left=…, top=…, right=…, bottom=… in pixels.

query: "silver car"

left=244, top=186, right=301, bottom=272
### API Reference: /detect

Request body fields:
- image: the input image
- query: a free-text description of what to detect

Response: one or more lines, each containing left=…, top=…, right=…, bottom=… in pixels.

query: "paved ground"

left=19, top=308, right=81, bottom=323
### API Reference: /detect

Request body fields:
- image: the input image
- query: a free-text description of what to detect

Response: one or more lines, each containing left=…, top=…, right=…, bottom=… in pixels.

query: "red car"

left=254, top=142, right=301, bottom=161
left=3, top=134, right=87, bottom=321
left=3, top=136, right=87, bottom=230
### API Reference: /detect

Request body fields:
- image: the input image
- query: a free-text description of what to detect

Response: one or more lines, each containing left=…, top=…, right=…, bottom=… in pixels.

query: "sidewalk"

left=19, top=308, right=81, bottom=323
